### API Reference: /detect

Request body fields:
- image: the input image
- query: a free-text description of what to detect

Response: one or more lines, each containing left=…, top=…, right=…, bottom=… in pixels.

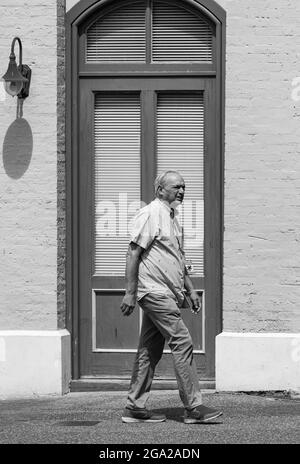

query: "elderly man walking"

left=120, top=171, right=222, bottom=424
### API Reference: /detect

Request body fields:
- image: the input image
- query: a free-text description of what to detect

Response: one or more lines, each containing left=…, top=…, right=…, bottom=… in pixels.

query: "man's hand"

left=121, top=292, right=137, bottom=317
left=189, top=290, right=202, bottom=314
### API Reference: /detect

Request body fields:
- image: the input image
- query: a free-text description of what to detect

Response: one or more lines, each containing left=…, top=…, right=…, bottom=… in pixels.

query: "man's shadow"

left=2, top=117, right=33, bottom=179
left=153, top=407, right=223, bottom=424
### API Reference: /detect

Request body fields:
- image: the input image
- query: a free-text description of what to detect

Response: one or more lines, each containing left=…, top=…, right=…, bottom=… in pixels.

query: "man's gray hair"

left=154, top=171, right=182, bottom=197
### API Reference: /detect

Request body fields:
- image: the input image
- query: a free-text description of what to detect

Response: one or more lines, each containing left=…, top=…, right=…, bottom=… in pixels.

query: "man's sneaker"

left=184, top=405, right=223, bottom=424
left=122, top=407, right=166, bottom=423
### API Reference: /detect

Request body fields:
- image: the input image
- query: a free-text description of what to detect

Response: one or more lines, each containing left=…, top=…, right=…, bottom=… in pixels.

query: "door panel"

left=94, top=92, right=141, bottom=276
left=156, top=92, right=204, bottom=275
left=79, top=77, right=217, bottom=380
left=93, top=290, right=140, bottom=350
left=151, top=91, right=206, bottom=377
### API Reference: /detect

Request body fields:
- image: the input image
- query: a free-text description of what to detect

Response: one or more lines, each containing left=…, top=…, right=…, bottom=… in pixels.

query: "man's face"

left=159, top=173, right=185, bottom=206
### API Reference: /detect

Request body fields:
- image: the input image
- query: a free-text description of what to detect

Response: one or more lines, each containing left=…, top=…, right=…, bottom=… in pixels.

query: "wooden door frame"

left=65, top=0, right=226, bottom=383
left=78, top=78, right=215, bottom=381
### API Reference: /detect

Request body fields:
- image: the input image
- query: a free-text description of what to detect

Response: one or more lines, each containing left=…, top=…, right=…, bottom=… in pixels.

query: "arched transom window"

left=86, top=0, right=214, bottom=64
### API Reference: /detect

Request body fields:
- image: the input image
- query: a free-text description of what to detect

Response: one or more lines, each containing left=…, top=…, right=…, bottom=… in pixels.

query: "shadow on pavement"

left=153, top=407, right=223, bottom=425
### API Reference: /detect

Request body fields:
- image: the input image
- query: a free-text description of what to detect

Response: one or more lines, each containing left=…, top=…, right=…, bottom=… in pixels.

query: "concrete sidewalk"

left=0, top=390, right=299, bottom=444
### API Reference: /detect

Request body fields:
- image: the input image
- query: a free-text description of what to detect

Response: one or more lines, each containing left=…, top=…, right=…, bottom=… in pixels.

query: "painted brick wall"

left=66, top=0, right=77, bottom=10
left=57, top=0, right=66, bottom=330
left=0, top=0, right=60, bottom=330
left=218, top=0, right=300, bottom=332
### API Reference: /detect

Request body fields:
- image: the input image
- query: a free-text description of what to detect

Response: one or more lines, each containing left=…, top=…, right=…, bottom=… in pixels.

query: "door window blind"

left=94, top=94, right=141, bottom=276
left=86, top=0, right=213, bottom=64
left=152, top=1, right=213, bottom=63
left=86, top=2, right=146, bottom=62
left=156, top=93, right=204, bottom=276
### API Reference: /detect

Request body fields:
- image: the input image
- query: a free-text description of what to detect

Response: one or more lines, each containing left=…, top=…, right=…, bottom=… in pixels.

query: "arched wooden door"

left=66, top=0, right=225, bottom=389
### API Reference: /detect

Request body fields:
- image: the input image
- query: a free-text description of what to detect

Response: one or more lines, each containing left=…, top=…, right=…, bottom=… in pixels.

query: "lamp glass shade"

left=2, top=57, right=28, bottom=97
left=4, top=79, right=23, bottom=97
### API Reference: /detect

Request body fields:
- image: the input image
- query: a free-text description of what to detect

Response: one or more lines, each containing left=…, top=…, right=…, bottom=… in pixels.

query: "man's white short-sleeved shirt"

left=129, top=198, right=185, bottom=303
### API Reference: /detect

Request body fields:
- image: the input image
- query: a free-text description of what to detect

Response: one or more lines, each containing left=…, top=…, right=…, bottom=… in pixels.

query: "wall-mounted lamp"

left=1, top=37, right=32, bottom=99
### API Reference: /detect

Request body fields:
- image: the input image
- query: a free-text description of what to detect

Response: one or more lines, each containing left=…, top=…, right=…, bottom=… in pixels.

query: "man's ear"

left=157, top=185, right=163, bottom=196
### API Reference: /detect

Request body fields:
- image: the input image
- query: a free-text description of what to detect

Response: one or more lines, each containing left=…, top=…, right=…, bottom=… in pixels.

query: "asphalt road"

left=0, top=390, right=299, bottom=444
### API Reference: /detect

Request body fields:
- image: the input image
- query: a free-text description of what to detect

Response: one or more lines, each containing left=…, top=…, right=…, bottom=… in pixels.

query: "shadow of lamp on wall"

left=1, top=37, right=33, bottom=179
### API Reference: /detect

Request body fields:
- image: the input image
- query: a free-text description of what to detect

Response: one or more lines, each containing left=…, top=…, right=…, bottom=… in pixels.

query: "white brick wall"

left=66, top=0, right=77, bottom=10
left=0, top=0, right=58, bottom=329
left=218, top=0, right=300, bottom=332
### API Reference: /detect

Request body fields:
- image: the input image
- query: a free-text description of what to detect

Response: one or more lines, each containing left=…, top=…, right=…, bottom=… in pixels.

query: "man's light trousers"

left=126, top=293, right=203, bottom=411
